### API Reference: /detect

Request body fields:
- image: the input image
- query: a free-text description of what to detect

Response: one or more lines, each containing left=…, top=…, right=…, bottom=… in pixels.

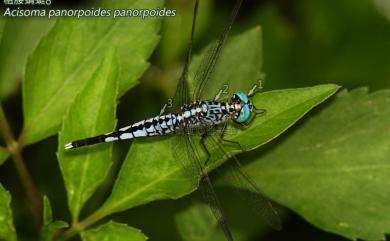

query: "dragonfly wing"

left=228, top=159, right=282, bottom=230
left=172, top=132, right=201, bottom=186
left=173, top=131, right=234, bottom=241
left=199, top=169, right=234, bottom=241
left=171, top=0, right=200, bottom=108
left=206, top=132, right=282, bottom=230
left=192, top=0, right=243, bottom=101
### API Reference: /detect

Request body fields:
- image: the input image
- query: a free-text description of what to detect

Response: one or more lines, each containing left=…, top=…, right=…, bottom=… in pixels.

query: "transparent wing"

left=206, top=130, right=282, bottom=230
left=173, top=131, right=234, bottom=241
left=170, top=0, right=200, bottom=109
left=169, top=0, right=251, bottom=240
left=191, top=0, right=244, bottom=101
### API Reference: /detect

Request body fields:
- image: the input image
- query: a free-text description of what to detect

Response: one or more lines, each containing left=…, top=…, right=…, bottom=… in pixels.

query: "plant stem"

left=58, top=208, right=108, bottom=240
left=0, top=104, right=42, bottom=227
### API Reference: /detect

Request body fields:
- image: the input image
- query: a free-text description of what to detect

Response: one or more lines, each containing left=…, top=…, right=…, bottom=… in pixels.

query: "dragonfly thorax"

left=178, top=100, right=229, bottom=127
left=176, top=92, right=254, bottom=129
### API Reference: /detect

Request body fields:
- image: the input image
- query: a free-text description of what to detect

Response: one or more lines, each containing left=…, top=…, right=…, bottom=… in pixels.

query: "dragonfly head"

left=230, top=92, right=254, bottom=123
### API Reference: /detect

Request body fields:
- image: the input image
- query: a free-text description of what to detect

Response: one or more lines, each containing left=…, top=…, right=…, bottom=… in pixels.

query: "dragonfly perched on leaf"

left=65, top=0, right=281, bottom=239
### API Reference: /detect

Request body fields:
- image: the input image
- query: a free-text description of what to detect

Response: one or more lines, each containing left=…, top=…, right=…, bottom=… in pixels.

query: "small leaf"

left=58, top=49, right=118, bottom=221
left=0, top=183, right=17, bottom=241
left=43, top=195, right=53, bottom=224
left=40, top=196, right=68, bottom=241
left=21, top=0, right=162, bottom=146
left=240, top=88, right=390, bottom=240
left=0, top=147, right=9, bottom=166
left=0, top=18, right=53, bottom=100
left=81, top=221, right=147, bottom=241
left=97, top=85, right=338, bottom=218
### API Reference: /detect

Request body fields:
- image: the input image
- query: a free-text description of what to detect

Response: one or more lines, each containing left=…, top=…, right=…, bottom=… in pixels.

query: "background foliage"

left=0, top=0, right=389, bottom=240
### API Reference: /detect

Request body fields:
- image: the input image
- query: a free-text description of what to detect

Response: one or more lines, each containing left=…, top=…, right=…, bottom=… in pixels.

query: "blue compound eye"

left=234, top=91, right=251, bottom=123
left=236, top=104, right=251, bottom=123
left=235, top=91, right=249, bottom=103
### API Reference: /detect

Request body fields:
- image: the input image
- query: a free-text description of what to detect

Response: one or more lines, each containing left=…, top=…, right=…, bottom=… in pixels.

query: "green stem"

left=0, top=104, right=42, bottom=227
left=58, top=208, right=108, bottom=240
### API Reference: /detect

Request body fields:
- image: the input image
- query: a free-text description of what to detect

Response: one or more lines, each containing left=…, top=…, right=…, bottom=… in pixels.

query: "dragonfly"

left=65, top=0, right=281, bottom=240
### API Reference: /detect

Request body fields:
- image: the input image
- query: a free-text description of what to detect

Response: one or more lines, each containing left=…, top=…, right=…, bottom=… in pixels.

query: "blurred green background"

left=0, top=0, right=389, bottom=240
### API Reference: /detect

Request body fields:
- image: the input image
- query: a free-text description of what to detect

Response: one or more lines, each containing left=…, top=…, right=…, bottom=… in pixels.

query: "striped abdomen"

left=64, top=113, right=180, bottom=149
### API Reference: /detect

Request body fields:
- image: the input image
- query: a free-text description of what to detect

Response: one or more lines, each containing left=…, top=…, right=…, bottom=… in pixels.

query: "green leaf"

left=240, top=88, right=390, bottom=240
left=21, top=0, right=162, bottom=146
left=0, top=147, right=9, bottom=166
left=81, top=221, right=147, bottom=241
left=58, top=49, right=119, bottom=221
left=0, top=18, right=53, bottom=100
left=0, top=183, right=17, bottom=241
left=40, top=196, right=68, bottom=241
left=227, top=84, right=341, bottom=150
left=97, top=85, right=338, bottom=218
left=43, top=195, right=53, bottom=224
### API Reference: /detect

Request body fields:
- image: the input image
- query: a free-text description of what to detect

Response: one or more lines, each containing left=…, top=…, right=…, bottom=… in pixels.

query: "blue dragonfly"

left=65, top=0, right=281, bottom=239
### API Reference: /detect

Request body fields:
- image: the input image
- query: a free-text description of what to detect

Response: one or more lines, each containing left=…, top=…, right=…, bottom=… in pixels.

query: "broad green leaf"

left=0, top=147, right=9, bottom=166
left=0, top=183, right=17, bottom=241
left=40, top=196, right=68, bottom=241
left=97, top=84, right=338, bottom=218
left=81, top=221, right=147, bottom=241
left=239, top=88, right=390, bottom=240
left=21, top=0, right=162, bottom=146
left=58, top=49, right=118, bottom=221
left=0, top=18, right=53, bottom=100
left=226, top=84, right=340, bottom=150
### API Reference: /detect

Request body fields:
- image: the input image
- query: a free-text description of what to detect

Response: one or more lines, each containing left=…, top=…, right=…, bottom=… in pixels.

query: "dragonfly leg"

left=253, top=106, right=266, bottom=115
left=219, top=122, right=244, bottom=151
left=239, top=107, right=266, bottom=128
left=200, top=132, right=212, bottom=167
